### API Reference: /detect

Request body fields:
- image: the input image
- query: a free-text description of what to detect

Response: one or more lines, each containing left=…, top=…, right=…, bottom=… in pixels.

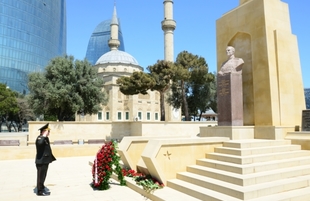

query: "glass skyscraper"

left=85, top=19, right=125, bottom=66
left=0, top=0, right=66, bottom=94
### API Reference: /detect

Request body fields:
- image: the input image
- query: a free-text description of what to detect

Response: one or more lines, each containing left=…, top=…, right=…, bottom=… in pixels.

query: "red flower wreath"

left=91, top=141, right=126, bottom=190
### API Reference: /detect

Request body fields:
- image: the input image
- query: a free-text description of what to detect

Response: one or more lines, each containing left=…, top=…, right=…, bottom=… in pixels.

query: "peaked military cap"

left=38, top=123, right=51, bottom=131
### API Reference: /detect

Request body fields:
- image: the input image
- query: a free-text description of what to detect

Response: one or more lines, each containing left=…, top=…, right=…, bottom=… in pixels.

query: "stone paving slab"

left=0, top=156, right=149, bottom=201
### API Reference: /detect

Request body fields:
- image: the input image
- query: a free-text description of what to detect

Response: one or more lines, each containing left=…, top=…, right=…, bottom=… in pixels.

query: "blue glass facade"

left=85, top=19, right=125, bottom=66
left=0, top=0, right=66, bottom=93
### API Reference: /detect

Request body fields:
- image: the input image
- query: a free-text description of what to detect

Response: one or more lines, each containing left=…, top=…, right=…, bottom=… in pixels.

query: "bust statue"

left=218, top=46, right=244, bottom=75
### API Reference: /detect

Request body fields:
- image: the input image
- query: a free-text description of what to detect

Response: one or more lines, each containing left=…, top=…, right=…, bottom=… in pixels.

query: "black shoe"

left=44, top=187, right=50, bottom=192
left=37, top=192, right=50, bottom=196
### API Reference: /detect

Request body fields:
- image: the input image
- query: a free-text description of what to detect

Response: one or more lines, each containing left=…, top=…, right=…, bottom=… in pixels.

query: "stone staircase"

left=167, top=139, right=310, bottom=201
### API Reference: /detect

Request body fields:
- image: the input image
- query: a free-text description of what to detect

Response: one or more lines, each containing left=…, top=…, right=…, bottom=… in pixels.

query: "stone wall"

left=28, top=121, right=217, bottom=145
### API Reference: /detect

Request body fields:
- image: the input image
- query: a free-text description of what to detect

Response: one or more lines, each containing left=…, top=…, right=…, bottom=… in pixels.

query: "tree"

left=15, top=95, right=35, bottom=131
left=147, top=60, right=175, bottom=121
left=117, top=71, right=155, bottom=95
left=117, top=60, right=175, bottom=121
left=168, top=51, right=215, bottom=121
left=187, top=73, right=216, bottom=121
left=0, top=84, right=19, bottom=132
left=28, top=55, right=108, bottom=121
left=207, top=73, right=217, bottom=113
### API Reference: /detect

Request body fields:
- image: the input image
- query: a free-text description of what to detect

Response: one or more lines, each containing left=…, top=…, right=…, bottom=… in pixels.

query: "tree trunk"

left=5, top=120, right=10, bottom=132
left=181, top=81, right=190, bottom=121
left=160, top=91, right=165, bottom=121
left=199, top=111, right=203, bottom=121
left=10, top=121, right=17, bottom=132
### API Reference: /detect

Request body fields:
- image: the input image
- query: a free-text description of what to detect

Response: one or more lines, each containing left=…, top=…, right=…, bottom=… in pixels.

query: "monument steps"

left=172, top=172, right=310, bottom=200
left=197, top=155, right=310, bottom=174
left=167, top=179, right=241, bottom=201
left=168, top=178, right=310, bottom=201
left=206, top=150, right=310, bottom=165
left=214, top=144, right=301, bottom=156
left=247, top=186, right=310, bottom=201
left=186, top=164, right=310, bottom=186
left=166, top=139, right=310, bottom=200
left=222, top=139, right=291, bottom=148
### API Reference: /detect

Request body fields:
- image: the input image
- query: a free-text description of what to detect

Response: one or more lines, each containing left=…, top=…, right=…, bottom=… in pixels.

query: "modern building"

left=85, top=19, right=125, bottom=65
left=0, top=0, right=66, bottom=94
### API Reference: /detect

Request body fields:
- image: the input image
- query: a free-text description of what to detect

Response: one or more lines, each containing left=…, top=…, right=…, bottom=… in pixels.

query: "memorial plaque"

left=302, top=110, right=310, bottom=131
left=217, top=73, right=243, bottom=126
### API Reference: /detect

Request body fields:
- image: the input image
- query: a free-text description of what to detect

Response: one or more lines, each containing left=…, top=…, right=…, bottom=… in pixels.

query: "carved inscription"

left=302, top=110, right=310, bottom=131
left=218, top=79, right=230, bottom=96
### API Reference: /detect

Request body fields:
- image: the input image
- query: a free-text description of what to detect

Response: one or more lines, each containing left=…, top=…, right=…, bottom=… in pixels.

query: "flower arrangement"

left=122, top=168, right=164, bottom=193
left=91, top=141, right=126, bottom=190
left=91, top=140, right=164, bottom=193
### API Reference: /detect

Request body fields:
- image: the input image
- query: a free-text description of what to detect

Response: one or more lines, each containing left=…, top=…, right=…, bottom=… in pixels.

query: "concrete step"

left=167, top=179, right=242, bottom=201
left=223, top=139, right=291, bottom=149
left=214, top=144, right=301, bottom=156
left=197, top=156, right=310, bottom=174
left=187, top=164, right=310, bottom=186
left=174, top=172, right=310, bottom=200
left=206, top=150, right=310, bottom=165
left=168, top=178, right=310, bottom=201
left=248, top=186, right=310, bottom=201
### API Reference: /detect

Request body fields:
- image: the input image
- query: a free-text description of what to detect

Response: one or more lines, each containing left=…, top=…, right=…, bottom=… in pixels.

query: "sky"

left=66, top=0, right=310, bottom=88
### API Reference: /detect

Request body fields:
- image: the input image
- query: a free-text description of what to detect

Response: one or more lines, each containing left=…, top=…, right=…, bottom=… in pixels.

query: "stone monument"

left=217, top=46, right=244, bottom=126
left=215, top=0, right=305, bottom=139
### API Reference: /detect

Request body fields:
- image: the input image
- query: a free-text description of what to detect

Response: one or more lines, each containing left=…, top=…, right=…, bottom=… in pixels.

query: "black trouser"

left=36, top=163, right=49, bottom=194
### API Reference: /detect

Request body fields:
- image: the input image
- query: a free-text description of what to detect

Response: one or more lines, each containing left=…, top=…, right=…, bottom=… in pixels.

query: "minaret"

left=162, top=0, right=179, bottom=121
left=108, top=5, right=120, bottom=51
left=161, top=0, right=176, bottom=62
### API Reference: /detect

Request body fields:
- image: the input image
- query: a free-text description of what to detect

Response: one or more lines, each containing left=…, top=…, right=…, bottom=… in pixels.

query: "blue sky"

left=67, top=0, right=310, bottom=88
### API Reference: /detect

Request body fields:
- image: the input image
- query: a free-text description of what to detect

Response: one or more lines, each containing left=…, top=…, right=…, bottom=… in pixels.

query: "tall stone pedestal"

left=217, top=73, right=243, bottom=126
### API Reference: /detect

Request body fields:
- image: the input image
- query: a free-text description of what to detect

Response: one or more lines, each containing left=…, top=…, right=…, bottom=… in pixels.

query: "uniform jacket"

left=35, top=135, right=56, bottom=164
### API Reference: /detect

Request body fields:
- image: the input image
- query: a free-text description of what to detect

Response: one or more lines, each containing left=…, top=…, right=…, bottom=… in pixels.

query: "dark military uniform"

left=35, top=124, right=56, bottom=196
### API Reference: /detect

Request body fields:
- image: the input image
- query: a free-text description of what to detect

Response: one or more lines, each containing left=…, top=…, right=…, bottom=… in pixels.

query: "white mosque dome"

left=95, top=50, right=139, bottom=65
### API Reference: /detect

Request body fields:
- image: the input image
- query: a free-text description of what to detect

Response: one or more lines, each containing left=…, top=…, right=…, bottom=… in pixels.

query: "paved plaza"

left=0, top=156, right=149, bottom=201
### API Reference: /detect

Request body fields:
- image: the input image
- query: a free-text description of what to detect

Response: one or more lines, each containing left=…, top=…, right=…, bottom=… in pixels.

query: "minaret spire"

left=161, top=0, right=176, bottom=62
left=108, top=4, right=120, bottom=51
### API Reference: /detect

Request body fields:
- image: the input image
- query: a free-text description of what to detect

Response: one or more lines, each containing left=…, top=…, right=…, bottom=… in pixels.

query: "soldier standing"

left=35, top=123, right=56, bottom=196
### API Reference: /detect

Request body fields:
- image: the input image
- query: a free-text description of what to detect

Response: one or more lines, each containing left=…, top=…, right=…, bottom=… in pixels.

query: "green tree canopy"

left=0, top=83, right=19, bottom=118
left=117, top=71, right=155, bottom=95
left=187, top=73, right=217, bottom=120
left=0, top=84, right=20, bottom=132
left=147, top=60, right=175, bottom=121
left=28, top=55, right=108, bottom=121
left=17, top=94, right=35, bottom=120
left=168, top=51, right=216, bottom=121
left=116, top=60, right=175, bottom=121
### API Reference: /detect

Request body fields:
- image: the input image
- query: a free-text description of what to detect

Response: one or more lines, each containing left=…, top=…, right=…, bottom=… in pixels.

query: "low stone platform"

left=285, top=131, right=310, bottom=150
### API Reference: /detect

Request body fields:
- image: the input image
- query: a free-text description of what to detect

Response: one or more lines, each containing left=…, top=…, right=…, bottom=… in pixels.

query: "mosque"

left=76, top=1, right=179, bottom=122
